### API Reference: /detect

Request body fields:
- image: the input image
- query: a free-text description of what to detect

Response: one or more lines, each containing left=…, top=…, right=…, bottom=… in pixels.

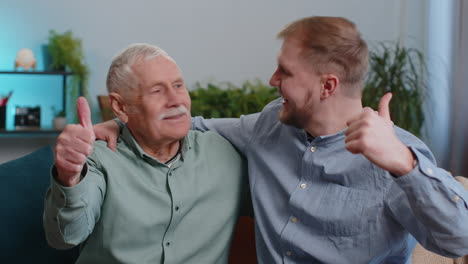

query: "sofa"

left=0, top=145, right=256, bottom=263
left=0, top=145, right=79, bottom=263
left=2, top=145, right=465, bottom=264
left=411, top=176, right=468, bottom=264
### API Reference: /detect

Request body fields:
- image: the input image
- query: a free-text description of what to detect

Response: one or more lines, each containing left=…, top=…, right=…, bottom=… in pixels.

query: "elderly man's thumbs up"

left=55, top=97, right=96, bottom=186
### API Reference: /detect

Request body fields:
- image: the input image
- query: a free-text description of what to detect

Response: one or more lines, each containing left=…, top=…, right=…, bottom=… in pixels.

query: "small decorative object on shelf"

left=51, top=106, right=67, bottom=130
left=53, top=116, right=67, bottom=130
left=14, top=106, right=40, bottom=130
left=15, top=48, right=36, bottom=71
left=0, top=91, right=12, bottom=107
left=0, top=105, right=6, bottom=130
left=0, top=91, right=12, bottom=130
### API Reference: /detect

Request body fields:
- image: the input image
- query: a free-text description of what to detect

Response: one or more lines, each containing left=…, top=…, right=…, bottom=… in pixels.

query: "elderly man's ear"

left=109, top=93, right=129, bottom=123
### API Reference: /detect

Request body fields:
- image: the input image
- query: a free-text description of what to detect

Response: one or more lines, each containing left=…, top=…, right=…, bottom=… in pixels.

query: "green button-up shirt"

left=43, top=127, right=248, bottom=264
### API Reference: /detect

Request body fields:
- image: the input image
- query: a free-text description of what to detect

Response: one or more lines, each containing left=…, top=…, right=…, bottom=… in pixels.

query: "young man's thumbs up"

left=345, top=93, right=415, bottom=176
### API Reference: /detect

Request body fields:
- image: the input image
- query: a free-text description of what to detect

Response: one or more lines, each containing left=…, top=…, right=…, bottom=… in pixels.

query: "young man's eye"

left=279, top=66, right=289, bottom=75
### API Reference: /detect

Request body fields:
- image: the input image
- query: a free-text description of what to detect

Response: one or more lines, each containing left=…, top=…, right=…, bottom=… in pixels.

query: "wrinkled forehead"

left=134, top=54, right=179, bottom=70
left=133, top=56, right=183, bottom=82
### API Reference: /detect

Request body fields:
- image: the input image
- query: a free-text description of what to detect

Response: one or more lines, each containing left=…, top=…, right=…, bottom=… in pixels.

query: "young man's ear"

left=320, top=74, right=339, bottom=99
left=109, top=92, right=129, bottom=123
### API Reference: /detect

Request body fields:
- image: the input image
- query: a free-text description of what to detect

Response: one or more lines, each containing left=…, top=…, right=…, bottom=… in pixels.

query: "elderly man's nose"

left=167, top=89, right=182, bottom=105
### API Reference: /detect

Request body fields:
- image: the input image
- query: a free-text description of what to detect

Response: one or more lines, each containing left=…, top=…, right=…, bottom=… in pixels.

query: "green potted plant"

left=363, top=43, right=428, bottom=137
left=46, top=30, right=89, bottom=118
left=190, top=79, right=278, bottom=118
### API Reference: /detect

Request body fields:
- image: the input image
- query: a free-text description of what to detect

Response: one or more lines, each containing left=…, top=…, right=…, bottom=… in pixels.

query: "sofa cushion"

left=0, top=145, right=78, bottom=264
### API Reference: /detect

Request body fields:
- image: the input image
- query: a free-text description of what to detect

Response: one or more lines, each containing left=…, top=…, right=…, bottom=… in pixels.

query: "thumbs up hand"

left=55, top=97, right=96, bottom=186
left=345, top=93, right=415, bottom=176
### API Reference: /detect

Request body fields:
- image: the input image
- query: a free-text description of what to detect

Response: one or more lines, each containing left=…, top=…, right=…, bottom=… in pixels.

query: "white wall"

left=0, top=0, right=426, bottom=163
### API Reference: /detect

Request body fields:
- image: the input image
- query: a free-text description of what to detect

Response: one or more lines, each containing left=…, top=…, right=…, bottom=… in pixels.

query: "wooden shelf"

left=0, top=71, right=74, bottom=113
left=0, top=71, right=76, bottom=137
left=0, top=71, right=73, bottom=75
left=0, top=129, right=61, bottom=138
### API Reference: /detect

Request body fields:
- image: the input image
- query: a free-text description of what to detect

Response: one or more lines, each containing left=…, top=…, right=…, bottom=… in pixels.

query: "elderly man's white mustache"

left=158, top=105, right=189, bottom=120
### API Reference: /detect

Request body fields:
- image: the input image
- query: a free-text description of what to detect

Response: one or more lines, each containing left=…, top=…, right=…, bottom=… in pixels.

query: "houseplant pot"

left=51, top=108, right=67, bottom=130
left=53, top=116, right=67, bottom=130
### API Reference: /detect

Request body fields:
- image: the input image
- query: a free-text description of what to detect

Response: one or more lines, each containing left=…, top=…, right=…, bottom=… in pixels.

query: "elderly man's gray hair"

left=106, top=43, right=171, bottom=93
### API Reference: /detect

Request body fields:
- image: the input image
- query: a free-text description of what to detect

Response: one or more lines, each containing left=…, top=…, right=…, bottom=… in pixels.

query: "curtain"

left=448, top=0, right=468, bottom=176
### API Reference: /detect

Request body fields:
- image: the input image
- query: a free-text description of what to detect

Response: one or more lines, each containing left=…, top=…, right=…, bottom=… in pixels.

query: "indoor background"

left=0, top=0, right=466, bottom=177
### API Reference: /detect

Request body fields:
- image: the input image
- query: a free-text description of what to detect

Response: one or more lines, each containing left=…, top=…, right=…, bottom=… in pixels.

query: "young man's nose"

left=269, top=69, right=280, bottom=87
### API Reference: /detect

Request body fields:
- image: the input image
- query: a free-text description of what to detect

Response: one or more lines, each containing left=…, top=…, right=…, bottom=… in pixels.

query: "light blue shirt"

left=192, top=98, right=468, bottom=264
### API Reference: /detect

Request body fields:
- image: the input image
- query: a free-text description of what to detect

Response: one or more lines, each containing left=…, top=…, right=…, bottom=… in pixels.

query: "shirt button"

left=286, top=251, right=292, bottom=256
left=310, top=146, right=317, bottom=152
left=454, top=195, right=460, bottom=202
left=291, top=217, right=298, bottom=223
left=426, top=168, right=433, bottom=175
left=166, top=242, right=170, bottom=246
left=175, top=206, right=180, bottom=211
left=300, top=183, right=307, bottom=189
left=169, top=172, right=172, bottom=176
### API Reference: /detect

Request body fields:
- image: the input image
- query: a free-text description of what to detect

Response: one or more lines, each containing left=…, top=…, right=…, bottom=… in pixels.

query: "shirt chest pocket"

left=311, top=184, right=370, bottom=237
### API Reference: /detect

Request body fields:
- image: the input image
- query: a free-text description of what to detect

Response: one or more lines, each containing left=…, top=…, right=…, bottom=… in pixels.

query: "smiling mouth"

left=163, top=113, right=186, bottom=120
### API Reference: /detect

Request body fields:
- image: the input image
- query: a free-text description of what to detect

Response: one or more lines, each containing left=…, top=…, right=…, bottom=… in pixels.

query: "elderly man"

left=43, top=43, right=248, bottom=264
left=95, top=17, right=468, bottom=263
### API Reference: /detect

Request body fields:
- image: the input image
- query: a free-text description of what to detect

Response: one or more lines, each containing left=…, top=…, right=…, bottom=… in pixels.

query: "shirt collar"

left=301, top=128, right=347, bottom=145
left=121, top=126, right=192, bottom=163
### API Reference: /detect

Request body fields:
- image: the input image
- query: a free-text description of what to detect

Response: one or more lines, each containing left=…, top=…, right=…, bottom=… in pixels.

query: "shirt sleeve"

left=43, top=155, right=106, bottom=249
left=191, top=113, right=260, bottom=155
left=385, top=147, right=468, bottom=258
